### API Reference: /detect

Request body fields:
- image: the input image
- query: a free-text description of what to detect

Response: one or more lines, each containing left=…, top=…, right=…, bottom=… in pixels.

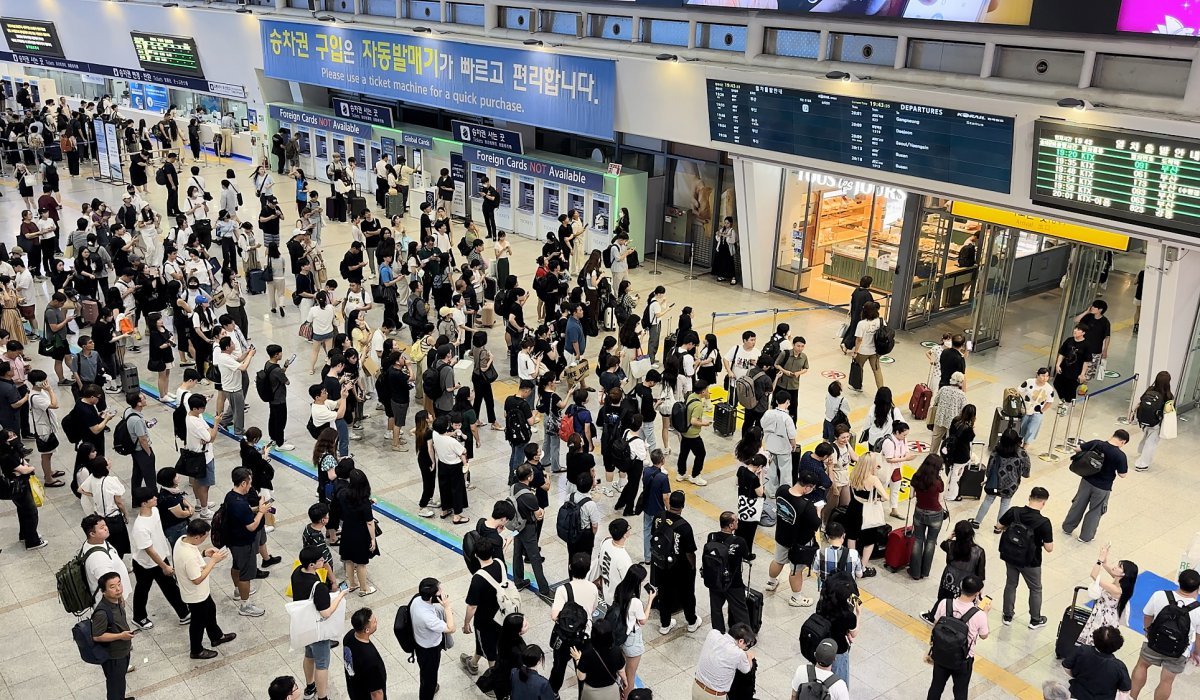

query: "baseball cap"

left=195, top=295, right=209, bottom=305
left=814, top=638, right=837, bottom=666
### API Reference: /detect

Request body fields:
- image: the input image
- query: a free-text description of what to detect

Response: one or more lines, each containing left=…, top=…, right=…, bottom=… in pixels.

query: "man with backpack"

left=548, top=553, right=599, bottom=693
left=641, top=449, right=672, bottom=561
left=676, top=379, right=712, bottom=487
left=560, top=472, right=601, bottom=561
left=926, top=575, right=990, bottom=699
left=1131, top=569, right=1200, bottom=700
left=75, top=514, right=132, bottom=606
left=89, top=571, right=135, bottom=700
left=997, top=486, right=1054, bottom=629
left=761, top=390, right=798, bottom=497
left=504, top=380, right=535, bottom=484
left=768, top=471, right=824, bottom=608
left=409, top=579, right=455, bottom=700
left=120, top=392, right=155, bottom=492
left=259, top=345, right=295, bottom=451
left=703, top=511, right=750, bottom=634
left=428, top=344, right=459, bottom=418
left=651, top=490, right=699, bottom=634
left=739, top=356, right=774, bottom=439
left=511, top=462, right=551, bottom=596
left=791, top=638, right=849, bottom=700
left=462, top=535, right=519, bottom=676
left=1062, top=429, right=1129, bottom=544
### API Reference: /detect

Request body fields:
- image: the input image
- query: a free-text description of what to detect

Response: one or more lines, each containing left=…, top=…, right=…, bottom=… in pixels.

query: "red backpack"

left=559, top=406, right=577, bottom=441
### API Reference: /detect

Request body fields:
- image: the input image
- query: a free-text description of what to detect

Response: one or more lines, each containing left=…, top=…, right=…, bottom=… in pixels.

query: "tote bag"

left=857, top=492, right=887, bottom=530
left=286, top=583, right=347, bottom=652
left=1161, top=401, right=1178, bottom=440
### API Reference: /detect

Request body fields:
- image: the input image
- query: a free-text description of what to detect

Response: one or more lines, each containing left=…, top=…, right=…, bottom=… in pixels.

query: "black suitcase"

left=662, top=332, right=677, bottom=364
left=989, top=408, right=1021, bottom=451
left=958, top=464, right=986, bottom=500
left=848, top=359, right=864, bottom=391
left=326, top=196, right=346, bottom=223
left=714, top=401, right=737, bottom=437
left=247, top=269, right=266, bottom=295
left=628, top=250, right=640, bottom=269
left=1055, top=586, right=1092, bottom=659
left=386, top=193, right=406, bottom=218
left=745, top=586, right=763, bottom=632
left=348, top=194, right=368, bottom=219
left=121, top=363, right=139, bottom=394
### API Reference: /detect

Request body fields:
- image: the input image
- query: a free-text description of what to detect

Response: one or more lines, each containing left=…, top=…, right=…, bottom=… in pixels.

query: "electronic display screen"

left=1031, top=120, right=1200, bottom=236
left=707, top=79, right=1015, bottom=193
left=0, top=18, right=65, bottom=59
left=130, top=32, right=205, bottom=79
left=1117, top=1, right=1200, bottom=35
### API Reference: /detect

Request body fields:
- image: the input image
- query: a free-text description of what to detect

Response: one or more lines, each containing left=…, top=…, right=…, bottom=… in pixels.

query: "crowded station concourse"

left=0, top=2, right=1199, bottom=700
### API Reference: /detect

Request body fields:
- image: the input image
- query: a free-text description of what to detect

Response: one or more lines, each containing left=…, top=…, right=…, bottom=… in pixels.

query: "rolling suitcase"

left=348, top=194, right=368, bottom=220
left=883, top=498, right=915, bottom=573
left=909, top=383, right=933, bottom=421
left=714, top=401, right=737, bottom=437
left=120, top=363, right=139, bottom=394
left=326, top=196, right=346, bottom=223
left=744, top=562, right=763, bottom=633
left=988, top=408, right=1021, bottom=451
left=247, top=269, right=267, bottom=295
left=957, top=442, right=987, bottom=500
left=1055, top=586, right=1092, bottom=659
left=848, top=358, right=864, bottom=391
left=386, top=193, right=406, bottom=218
left=80, top=299, right=99, bottom=326
left=662, top=332, right=677, bottom=364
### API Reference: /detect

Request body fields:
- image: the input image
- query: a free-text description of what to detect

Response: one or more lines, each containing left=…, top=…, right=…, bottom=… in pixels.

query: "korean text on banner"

left=260, top=19, right=615, bottom=140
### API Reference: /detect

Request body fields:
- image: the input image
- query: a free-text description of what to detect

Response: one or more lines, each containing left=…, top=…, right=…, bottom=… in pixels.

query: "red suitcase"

left=909, top=383, right=933, bottom=421
left=883, top=496, right=915, bottom=573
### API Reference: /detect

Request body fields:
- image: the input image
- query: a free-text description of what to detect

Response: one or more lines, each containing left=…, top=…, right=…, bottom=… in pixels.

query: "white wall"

left=731, top=157, right=784, bottom=294
left=1134, top=242, right=1200, bottom=398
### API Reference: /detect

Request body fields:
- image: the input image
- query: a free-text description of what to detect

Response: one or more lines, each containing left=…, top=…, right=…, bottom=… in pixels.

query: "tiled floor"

left=0, top=152, right=1196, bottom=700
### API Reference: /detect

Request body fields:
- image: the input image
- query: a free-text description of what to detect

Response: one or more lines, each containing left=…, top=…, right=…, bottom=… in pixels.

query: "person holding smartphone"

left=291, top=545, right=353, bottom=700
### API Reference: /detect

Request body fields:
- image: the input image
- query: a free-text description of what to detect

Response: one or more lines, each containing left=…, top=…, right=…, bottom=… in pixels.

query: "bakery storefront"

left=770, top=168, right=909, bottom=306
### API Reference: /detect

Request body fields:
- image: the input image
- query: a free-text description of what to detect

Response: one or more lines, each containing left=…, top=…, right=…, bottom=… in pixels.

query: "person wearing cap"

left=291, top=545, right=352, bottom=700
left=694, top=622, right=756, bottom=699
left=129, top=486, right=190, bottom=630
left=652, top=490, right=699, bottom=634
left=791, top=639, right=849, bottom=700
left=926, top=575, right=989, bottom=699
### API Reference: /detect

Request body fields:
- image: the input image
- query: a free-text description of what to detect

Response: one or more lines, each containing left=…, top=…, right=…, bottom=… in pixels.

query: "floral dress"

left=1077, top=587, right=1121, bottom=646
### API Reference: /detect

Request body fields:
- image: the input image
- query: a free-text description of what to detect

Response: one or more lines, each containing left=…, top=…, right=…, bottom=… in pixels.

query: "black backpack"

left=603, top=243, right=618, bottom=268
left=604, top=601, right=629, bottom=648
left=172, top=390, right=192, bottom=442
left=556, top=495, right=591, bottom=545
left=549, top=585, right=589, bottom=651
left=649, top=514, right=680, bottom=570
left=494, top=289, right=511, bottom=320
left=462, top=524, right=482, bottom=573
left=255, top=367, right=273, bottom=403
left=930, top=601, right=979, bottom=669
left=799, top=612, right=833, bottom=663
left=154, top=167, right=167, bottom=186
left=60, top=411, right=84, bottom=445
left=1146, top=592, right=1200, bottom=657
left=111, top=409, right=136, bottom=456
left=701, top=536, right=734, bottom=592
left=505, top=406, right=531, bottom=445
left=423, top=365, right=444, bottom=400
left=874, top=323, right=896, bottom=356
left=998, top=510, right=1038, bottom=567
left=794, top=664, right=839, bottom=700
left=209, top=503, right=229, bottom=549
left=1136, top=389, right=1166, bottom=428
left=608, top=433, right=636, bottom=471
left=393, top=595, right=420, bottom=662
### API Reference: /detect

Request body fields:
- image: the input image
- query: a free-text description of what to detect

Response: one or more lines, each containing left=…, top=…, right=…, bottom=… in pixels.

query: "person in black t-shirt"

left=1064, top=625, right=1132, bottom=700
left=652, top=490, right=698, bottom=632
left=343, top=607, right=387, bottom=700
left=1055, top=325, right=1092, bottom=404
left=512, top=462, right=550, bottom=596
left=479, top=176, right=500, bottom=240
left=767, top=470, right=822, bottom=608
left=705, top=511, right=750, bottom=634
left=468, top=500, right=513, bottom=574
left=939, top=335, right=968, bottom=389
left=1062, top=431, right=1129, bottom=544
left=292, top=545, right=352, bottom=699
left=998, top=487, right=1055, bottom=629
left=1075, top=300, right=1112, bottom=381
left=462, top=538, right=505, bottom=675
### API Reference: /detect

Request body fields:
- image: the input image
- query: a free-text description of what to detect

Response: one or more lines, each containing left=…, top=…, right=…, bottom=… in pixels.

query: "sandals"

left=43, top=479, right=65, bottom=488
left=51, top=470, right=65, bottom=478
left=451, top=517, right=470, bottom=525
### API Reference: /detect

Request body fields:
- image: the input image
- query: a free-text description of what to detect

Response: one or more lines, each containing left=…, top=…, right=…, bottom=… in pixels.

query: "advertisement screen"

left=685, top=0, right=1036, bottom=25
left=1117, top=1, right=1200, bottom=35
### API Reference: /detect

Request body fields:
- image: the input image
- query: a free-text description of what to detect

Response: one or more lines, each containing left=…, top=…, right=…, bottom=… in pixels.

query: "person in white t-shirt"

left=851, top=300, right=885, bottom=391
left=723, top=331, right=761, bottom=386
left=172, top=518, right=235, bottom=659
left=791, top=639, right=850, bottom=700
left=79, top=513, right=132, bottom=604
left=1131, top=570, right=1200, bottom=699
left=184, top=393, right=220, bottom=516
left=589, top=519, right=634, bottom=608
left=129, top=487, right=190, bottom=628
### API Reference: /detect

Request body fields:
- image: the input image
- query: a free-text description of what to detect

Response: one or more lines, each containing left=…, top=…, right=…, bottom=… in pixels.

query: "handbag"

left=29, top=474, right=44, bottom=508
left=175, top=448, right=207, bottom=478
left=858, top=493, right=887, bottom=530
left=475, top=667, right=496, bottom=694
left=630, top=357, right=652, bottom=381
left=737, top=493, right=762, bottom=524
left=1161, top=401, right=1178, bottom=440
left=210, top=289, right=228, bottom=308
left=285, top=582, right=347, bottom=652
left=1086, top=574, right=1104, bottom=601
left=299, top=321, right=313, bottom=341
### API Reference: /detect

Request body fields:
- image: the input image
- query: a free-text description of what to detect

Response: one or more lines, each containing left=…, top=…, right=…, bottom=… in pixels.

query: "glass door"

left=907, top=205, right=952, bottom=327
left=969, top=225, right=1018, bottom=352
left=1050, top=245, right=1105, bottom=367
left=1177, top=307, right=1200, bottom=414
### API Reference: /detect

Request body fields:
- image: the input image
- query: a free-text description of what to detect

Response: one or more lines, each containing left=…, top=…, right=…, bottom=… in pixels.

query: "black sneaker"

left=920, top=611, right=935, bottom=625
left=966, top=519, right=980, bottom=530
left=254, top=569, right=271, bottom=579
left=1029, top=616, right=1049, bottom=630
left=513, top=579, right=531, bottom=591
left=1002, top=615, right=1014, bottom=626
left=261, top=555, right=282, bottom=567
left=861, top=567, right=877, bottom=578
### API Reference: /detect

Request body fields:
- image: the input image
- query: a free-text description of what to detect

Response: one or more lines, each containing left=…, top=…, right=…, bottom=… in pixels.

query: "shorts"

left=35, top=432, right=59, bottom=454
left=255, top=526, right=267, bottom=547
left=229, top=543, right=257, bottom=580
left=1140, top=643, right=1187, bottom=674
left=258, top=488, right=273, bottom=503
left=312, top=331, right=333, bottom=342
left=773, top=542, right=801, bottom=574
left=304, top=640, right=332, bottom=670
left=196, top=459, right=216, bottom=487
left=390, top=400, right=409, bottom=426
left=621, top=624, right=645, bottom=658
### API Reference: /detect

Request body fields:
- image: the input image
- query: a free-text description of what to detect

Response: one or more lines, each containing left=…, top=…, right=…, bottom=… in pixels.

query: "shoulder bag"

left=856, top=489, right=887, bottom=530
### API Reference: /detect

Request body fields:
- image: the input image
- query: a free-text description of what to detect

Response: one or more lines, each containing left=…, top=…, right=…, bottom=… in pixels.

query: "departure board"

left=130, top=32, right=204, bottom=79
left=1031, top=120, right=1200, bottom=236
left=0, top=18, right=64, bottom=59
left=707, top=79, right=1015, bottom=193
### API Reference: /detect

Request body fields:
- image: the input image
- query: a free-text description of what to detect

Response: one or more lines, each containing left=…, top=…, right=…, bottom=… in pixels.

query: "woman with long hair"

left=146, top=312, right=175, bottom=399
left=219, top=267, right=248, bottom=338
left=1134, top=370, right=1174, bottom=471
left=823, top=423, right=857, bottom=527
left=493, top=613, right=529, bottom=700
left=454, top=387, right=480, bottom=460
left=972, top=428, right=1031, bottom=533
left=338, top=468, right=378, bottom=596
left=610, top=564, right=655, bottom=699
left=814, top=571, right=859, bottom=684
left=907, top=455, right=947, bottom=581
left=432, top=414, right=469, bottom=524
left=734, top=452, right=767, bottom=556
left=312, top=427, right=339, bottom=505
left=511, top=644, right=553, bottom=700
left=413, top=410, right=438, bottom=517
left=862, top=386, right=902, bottom=447
left=920, top=519, right=988, bottom=624
left=1077, top=545, right=1139, bottom=648
left=469, top=331, right=501, bottom=430
left=943, top=404, right=978, bottom=501
left=267, top=243, right=289, bottom=317
left=851, top=299, right=885, bottom=390
left=307, top=290, right=337, bottom=373
left=616, top=316, right=643, bottom=380
left=696, top=333, right=721, bottom=388
left=846, top=452, right=889, bottom=577
left=571, top=618, right=627, bottom=700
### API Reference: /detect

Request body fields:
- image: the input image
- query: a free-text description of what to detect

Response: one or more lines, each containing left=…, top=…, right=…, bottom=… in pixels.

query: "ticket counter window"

left=772, top=169, right=907, bottom=306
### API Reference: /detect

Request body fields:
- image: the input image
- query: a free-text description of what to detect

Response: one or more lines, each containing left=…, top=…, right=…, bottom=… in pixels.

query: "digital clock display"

left=130, top=32, right=204, bottom=79
left=1031, top=120, right=1200, bottom=236
left=706, top=79, right=1015, bottom=193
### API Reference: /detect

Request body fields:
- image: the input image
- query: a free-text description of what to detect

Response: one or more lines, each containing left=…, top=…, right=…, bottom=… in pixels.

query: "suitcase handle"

left=1069, top=585, right=1088, bottom=609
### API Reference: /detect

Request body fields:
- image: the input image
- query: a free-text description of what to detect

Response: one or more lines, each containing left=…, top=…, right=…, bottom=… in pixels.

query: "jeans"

left=1002, top=562, right=1043, bottom=619
left=186, top=596, right=225, bottom=654
left=508, top=442, right=527, bottom=484
left=974, top=493, right=1012, bottom=525
left=641, top=420, right=658, bottom=452
left=677, top=435, right=706, bottom=477
left=268, top=402, right=287, bottom=445
left=927, top=658, right=973, bottom=700
left=1136, top=425, right=1161, bottom=469
left=415, top=643, right=441, bottom=700
left=335, top=418, right=350, bottom=456
left=1061, top=479, right=1112, bottom=543
left=131, top=561, right=189, bottom=621
left=1019, top=411, right=1044, bottom=444
left=643, top=511, right=655, bottom=561
left=542, top=430, right=561, bottom=472
left=220, top=389, right=245, bottom=434
left=909, top=508, right=945, bottom=579
left=832, top=651, right=851, bottom=687
left=101, top=655, right=129, bottom=700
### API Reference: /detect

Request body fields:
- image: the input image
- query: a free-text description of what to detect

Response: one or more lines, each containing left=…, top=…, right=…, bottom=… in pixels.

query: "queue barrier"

left=649, top=239, right=697, bottom=279
left=1042, top=372, right=1139, bottom=462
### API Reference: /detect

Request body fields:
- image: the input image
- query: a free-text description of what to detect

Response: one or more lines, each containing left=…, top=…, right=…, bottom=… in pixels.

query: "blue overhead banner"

left=402, top=133, right=435, bottom=150
left=261, top=19, right=616, bottom=140
left=0, top=50, right=246, bottom=98
left=462, top=145, right=605, bottom=192
left=268, top=104, right=371, bottom=139
left=332, top=97, right=394, bottom=128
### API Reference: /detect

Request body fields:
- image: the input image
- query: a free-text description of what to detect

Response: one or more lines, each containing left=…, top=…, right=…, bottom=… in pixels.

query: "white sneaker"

left=238, top=603, right=265, bottom=617
left=163, top=393, right=177, bottom=403
left=418, top=508, right=435, bottom=517
left=690, top=476, right=708, bottom=486
left=279, top=443, right=296, bottom=451
left=265, top=525, right=275, bottom=534
left=675, top=473, right=688, bottom=483
left=686, top=620, right=701, bottom=633
left=764, top=579, right=779, bottom=592
left=659, top=620, right=677, bottom=635
left=198, top=506, right=213, bottom=519
left=230, top=585, right=258, bottom=599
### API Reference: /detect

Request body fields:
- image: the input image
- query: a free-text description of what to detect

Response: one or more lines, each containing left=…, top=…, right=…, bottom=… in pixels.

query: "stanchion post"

left=710, top=313, right=716, bottom=335
left=1070, top=394, right=1090, bottom=446
left=1040, top=403, right=1066, bottom=462
left=1055, top=400, right=1077, bottom=454
left=1116, top=373, right=1141, bottom=425
left=650, top=240, right=662, bottom=276
left=685, top=242, right=697, bottom=280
